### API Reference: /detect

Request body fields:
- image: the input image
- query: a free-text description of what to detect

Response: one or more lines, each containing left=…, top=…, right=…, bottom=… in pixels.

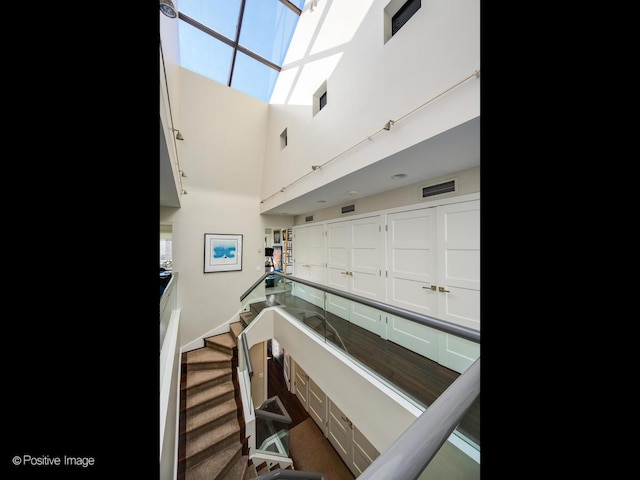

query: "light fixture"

left=180, top=171, right=187, bottom=177
left=348, top=190, right=358, bottom=196
left=159, top=0, right=177, bottom=18
left=383, top=120, right=395, bottom=131
left=170, top=128, right=184, bottom=141
left=391, top=173, right=407, bottom=180
left=181, top=189, right=188, bottom=195
left=312, top=165, right=321, bottom=170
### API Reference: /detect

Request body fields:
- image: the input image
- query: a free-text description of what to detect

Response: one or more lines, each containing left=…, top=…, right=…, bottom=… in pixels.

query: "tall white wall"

left=162, top=69, right=294, bottom=346
left=261, top=0, right=480, bottom=213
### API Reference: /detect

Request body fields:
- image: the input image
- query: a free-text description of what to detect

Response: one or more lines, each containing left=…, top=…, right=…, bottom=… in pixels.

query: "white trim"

left=160, top=309, right=180, bottom=458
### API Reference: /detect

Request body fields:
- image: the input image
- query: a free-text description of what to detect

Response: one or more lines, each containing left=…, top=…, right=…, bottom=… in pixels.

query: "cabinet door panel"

left=437, top=200, right=480, bottom=330
left=352, top=426, right=380, bottom=476
left=327, top=400, right=350, bottom=466
left=308, top=378, right=327, bottom=435
left=386, top=208, right=439, bottom=359
left=293, top=362, right=308, bottom=411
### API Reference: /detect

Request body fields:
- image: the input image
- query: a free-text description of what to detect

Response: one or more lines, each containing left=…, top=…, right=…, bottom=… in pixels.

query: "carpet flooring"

left=289, top=418, right=355, bottom=480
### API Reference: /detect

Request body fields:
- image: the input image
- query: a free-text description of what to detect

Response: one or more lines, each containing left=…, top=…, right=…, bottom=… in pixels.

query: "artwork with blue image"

left=204, top=233, right=243, bottom=273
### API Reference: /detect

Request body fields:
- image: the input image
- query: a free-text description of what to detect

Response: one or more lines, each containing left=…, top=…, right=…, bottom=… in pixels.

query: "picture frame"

left=273, top=230, right=281, bottom=244
left=204, top=233, right=243, bottom=273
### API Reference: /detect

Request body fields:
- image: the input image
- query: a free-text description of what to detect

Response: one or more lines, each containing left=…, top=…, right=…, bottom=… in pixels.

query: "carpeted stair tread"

left=240, top=312, right=255, bottom=327
left=185, top=418, right=240, bottom=459
left=224, top=453, right=250, bottom=480
left=185, top=441, right=243, bottom=480
left=185, top=346, right=232, bottom=366
left=204, top=332, right=236, bottom=353
left=184, top=398, right=238, bottom=434
left=230, top=322, right=243, bottom=339
left=183, top=368, right=231, bottom=392
left=184, top=381, right=235, bottom=410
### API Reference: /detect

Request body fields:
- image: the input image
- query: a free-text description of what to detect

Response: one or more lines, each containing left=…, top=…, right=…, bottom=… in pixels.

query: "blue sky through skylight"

left=177, top=0, right=306, bottom=103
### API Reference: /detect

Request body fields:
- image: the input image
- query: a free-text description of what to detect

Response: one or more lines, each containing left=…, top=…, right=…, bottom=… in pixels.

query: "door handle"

left=438, top=286, right=450, bottom=293
left=423, top=285, right=436, bottom=291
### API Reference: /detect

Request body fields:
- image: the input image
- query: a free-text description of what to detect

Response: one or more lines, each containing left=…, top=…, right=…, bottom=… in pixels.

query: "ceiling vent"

left=305, top=215, right=314, bottom=222
left=341, top=204, right=356, bottom=214
left=422, top=179, right=456, bottom=198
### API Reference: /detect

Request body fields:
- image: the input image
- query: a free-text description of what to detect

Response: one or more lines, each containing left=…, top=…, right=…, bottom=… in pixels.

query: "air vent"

left=341, top=204, right=356, bottom=214
left=305, top=215, right=314, bottom=222
left=422, top=180, right=456, bottom=198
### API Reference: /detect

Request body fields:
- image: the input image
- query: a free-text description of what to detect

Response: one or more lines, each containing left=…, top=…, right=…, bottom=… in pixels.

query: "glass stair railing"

left=238, top=271, right=480, bottom=480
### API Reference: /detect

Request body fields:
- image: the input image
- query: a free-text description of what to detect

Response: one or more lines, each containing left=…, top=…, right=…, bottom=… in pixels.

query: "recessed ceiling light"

left=391, top=173, right=407, bottom=180
left=348, top=190, right=358, bottom=196
left=317, top=200, right=326, bottom=203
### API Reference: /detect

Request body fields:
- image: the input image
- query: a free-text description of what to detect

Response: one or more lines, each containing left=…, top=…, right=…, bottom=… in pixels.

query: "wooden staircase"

left=177, top=319, right=294, bottom=480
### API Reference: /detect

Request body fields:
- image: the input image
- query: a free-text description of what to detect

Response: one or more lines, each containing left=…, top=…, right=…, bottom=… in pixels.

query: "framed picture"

left=204, top=233, right=243, bottom=273
left=273, top=230, right=281, bottom=244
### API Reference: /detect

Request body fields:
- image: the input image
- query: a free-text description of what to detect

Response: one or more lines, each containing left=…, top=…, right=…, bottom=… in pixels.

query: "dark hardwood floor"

left=256, top=289, right=480, bottom=447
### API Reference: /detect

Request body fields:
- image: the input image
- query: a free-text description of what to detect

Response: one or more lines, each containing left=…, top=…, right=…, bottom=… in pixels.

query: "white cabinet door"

left=352, top=426, right=380, bottom=476
left=436, top=200, right=480, bottom=373
left=385, top=207, right=440, bottom=360
left=327, top=399, right=379, bottom=477
left=307, top=378, right=327, bottom=435
left=436, top=200, right=480, bottom=330
left=385, top=200, right=480, bottom=373
left=326, top=217, right=384, bottom=336
left=327, top=399, right=351, bottom=471
left=293, top=361, right=308, bottom=411
left=292, top=224, right=326, bottom=308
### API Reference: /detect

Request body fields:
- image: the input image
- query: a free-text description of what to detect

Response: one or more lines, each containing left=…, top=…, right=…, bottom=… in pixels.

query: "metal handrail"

left=254, top=469, right=325, bottom=480
left=240, top=271, right=270, bottom=302
left=240, top=332, right=253, bottom=378
left=357, top=358, right=480, bottom=480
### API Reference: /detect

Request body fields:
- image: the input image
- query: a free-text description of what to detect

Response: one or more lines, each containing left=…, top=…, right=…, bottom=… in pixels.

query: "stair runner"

left=177, top=320, right=292, bottom=480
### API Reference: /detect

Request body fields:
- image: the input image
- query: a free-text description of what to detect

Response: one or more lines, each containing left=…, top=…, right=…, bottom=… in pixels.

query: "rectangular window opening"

left=392, top=0, right=421, bottom=36
left=319, top=91, right=327, bottom=110
left=313, top=81, right=328, bottom=116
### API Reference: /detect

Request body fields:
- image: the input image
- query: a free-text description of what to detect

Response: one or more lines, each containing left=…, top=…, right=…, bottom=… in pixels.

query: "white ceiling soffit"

left=262, top=116, right=480, bottom=216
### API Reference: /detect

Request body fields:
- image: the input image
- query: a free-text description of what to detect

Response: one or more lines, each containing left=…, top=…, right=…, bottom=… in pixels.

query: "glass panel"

left=179, top=21, right=233, bottom=86
left=240, top=0, right=300, bottom=66
left=178, top=0, right=242, bottom=40
left=242, top=273, right=480, bottom=451
left=231, top=50, right=279, bottom=102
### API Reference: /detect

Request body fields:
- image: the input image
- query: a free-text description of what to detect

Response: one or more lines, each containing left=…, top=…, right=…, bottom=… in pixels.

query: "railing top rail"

left=254, top=469, right=325, bottom=480
left=357, top=357, right=481, bottom=480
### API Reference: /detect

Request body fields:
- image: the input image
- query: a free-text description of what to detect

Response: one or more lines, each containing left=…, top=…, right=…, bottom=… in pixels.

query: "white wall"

left=161, top=69, right=291, bottom=346
left=261, top=0, right=480, bottom=213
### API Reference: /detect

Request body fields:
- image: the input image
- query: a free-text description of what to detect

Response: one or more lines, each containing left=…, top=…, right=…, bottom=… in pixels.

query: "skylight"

left=176, top=0, right=306, bottom=103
